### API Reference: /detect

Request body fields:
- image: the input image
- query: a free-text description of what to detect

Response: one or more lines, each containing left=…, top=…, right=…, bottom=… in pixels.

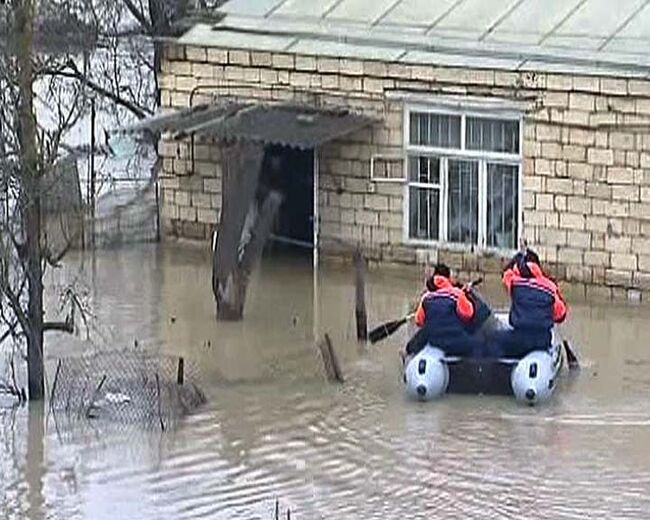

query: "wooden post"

left=155, top=373, right=165, bottom=432
left=317, top=333, right=344, bottom=383
left=354, top=248, right=368, bottom=341
left=176, top=357, right=184, bottom=385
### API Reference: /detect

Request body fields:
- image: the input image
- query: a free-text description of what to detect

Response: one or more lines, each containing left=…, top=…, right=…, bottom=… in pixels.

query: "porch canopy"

left=124, top=101, right=374, bottom=149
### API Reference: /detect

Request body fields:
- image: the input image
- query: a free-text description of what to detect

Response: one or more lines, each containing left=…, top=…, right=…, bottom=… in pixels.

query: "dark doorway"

left=260, top=144, right=314, bottom=249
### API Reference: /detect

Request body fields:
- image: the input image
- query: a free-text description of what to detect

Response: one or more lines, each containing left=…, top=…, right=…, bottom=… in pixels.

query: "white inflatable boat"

left=403, top=312, right=564, bottom=406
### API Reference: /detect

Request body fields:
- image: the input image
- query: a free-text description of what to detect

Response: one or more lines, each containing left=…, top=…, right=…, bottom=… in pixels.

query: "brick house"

left=140, top=0, right=650, bottom=299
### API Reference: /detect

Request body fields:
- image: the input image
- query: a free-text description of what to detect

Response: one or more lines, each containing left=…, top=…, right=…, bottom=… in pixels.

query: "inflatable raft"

left=403, top=312, right=564, bottom=406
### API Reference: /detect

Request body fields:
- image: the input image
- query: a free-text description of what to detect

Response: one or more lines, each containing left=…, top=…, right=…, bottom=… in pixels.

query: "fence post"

left=177, top=357, right=184, bottom=385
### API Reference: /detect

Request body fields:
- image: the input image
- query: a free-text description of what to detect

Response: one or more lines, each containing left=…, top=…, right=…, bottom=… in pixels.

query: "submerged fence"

left=50, top=350, right=205, bottom=436
left=87, top=177, right=160, bottom=248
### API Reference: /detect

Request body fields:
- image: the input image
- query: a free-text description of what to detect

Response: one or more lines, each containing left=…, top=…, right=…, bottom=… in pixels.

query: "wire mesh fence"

left=50, top=350, right=205, bottom=436
left=86, top=177, right=159, bottom=248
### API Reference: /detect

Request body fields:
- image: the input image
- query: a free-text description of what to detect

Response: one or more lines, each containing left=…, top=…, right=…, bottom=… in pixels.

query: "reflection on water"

left=2, top=243, right=650, bottom=519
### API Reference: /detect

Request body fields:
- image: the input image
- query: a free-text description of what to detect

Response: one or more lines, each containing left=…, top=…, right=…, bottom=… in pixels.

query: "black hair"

left=426, top=263, right=452, bottom=291
left=525, top=249, right=540, bottom=265
left=433, top=263, right=451, bottom=278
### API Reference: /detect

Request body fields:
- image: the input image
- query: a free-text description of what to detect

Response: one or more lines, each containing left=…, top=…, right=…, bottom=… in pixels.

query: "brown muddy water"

left=2, top=242, right=650, bottom=519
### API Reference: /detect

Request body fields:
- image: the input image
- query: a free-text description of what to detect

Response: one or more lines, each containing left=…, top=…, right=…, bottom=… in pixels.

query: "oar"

left=368, top=277, right=483, bottom=344
left=562, top=339, right=580, bottom=370
left=368, top=313, right=415, bottom=344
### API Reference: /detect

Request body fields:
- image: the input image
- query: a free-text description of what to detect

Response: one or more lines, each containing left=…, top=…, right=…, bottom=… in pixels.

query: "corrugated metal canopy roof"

left=178, top=0, right=650, bottom=77
left=125, top=102, right=374, bottom=149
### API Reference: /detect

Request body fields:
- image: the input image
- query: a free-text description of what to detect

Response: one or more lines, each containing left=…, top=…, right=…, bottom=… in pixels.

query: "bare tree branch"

left=41, top=67, right=152, bottom=120
left=42, top=320, right=73, bottom=333
left=123, top=0, right=154, bottom=35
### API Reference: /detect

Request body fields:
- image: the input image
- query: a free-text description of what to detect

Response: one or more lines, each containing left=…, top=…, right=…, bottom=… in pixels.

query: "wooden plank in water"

left=317, top=333, right=344, bottom=383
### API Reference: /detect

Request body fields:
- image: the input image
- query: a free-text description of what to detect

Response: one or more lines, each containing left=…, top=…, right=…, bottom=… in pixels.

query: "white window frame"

left=402, top=103, right=523, bottom=254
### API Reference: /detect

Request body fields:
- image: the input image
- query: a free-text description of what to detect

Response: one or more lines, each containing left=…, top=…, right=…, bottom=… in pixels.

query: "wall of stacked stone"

left=157, top=42, right=650, bottom=298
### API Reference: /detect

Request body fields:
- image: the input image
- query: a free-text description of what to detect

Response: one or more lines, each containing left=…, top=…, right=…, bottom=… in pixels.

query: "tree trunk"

left=212, top=143, right=263, bottom=320
left=15, top=0, right=44, bottom=400
left=212, top=143, right=284, bottom=321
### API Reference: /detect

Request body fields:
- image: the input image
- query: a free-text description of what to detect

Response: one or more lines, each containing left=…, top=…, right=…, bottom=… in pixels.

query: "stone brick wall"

left=156, top=42, right=650, bottom=298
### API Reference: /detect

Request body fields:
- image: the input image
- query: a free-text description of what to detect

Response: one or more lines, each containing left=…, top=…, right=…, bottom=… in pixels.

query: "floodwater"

left=3, top=242, right=650, bottom=519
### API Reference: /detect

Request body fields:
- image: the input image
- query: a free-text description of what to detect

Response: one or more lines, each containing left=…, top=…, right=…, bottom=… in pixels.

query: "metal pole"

left=89, top=97, right=96, bottom=248
left=312, top=148, right=320, bottom=341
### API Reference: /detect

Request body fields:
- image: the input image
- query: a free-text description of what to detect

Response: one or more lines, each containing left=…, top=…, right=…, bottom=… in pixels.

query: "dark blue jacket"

left=415, top=276, right=474, bottom=346
left=503, top=262, right=567, bottom=333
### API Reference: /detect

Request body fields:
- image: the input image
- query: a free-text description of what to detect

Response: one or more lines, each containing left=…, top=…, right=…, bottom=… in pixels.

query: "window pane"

left=409, top=187, right=439, bottom=240
left=408, top=155, right=440, bottom=184
left=487, top=163, right=519, bottom=249
left=466, top=117, right=520, bottom=154
left=448, top=159, right=479, bottom=245
left=409, top=112, right=461, bottom=148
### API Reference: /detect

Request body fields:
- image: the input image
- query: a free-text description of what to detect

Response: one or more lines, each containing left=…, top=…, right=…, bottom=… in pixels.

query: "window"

left=405, top=108, right=521, bottom=250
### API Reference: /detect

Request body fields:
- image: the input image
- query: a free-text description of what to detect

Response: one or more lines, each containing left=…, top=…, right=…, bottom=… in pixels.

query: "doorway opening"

left=260, top=144, right=314, bottom=254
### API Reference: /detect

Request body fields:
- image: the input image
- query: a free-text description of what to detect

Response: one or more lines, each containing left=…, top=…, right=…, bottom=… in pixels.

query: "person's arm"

left=455, top=290, right=475, bottom=322
left=502, top=267, right=516, bottom=293
left=414, top=298, right=426, bottom=327
left=552, top=287, right=567, bottom=323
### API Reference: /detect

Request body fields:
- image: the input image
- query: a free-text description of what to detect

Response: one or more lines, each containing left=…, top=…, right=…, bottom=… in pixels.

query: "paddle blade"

left=563, top=340, right=580, bottom=370
left=369, top=317, right=408, bottom=344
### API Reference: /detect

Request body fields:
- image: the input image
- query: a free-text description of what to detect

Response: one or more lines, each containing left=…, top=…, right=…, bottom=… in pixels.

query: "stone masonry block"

left=197, top=208, right=218, bottom=224
left=191, top=192, right=213, bottom=209
left=567, top=196, right=591, bottom=214
left=546, top=74, right=573, bottom=91
left=296, top=55, right=317, bottom=71
left=612, top=185, right=639, bottom=201
left=317, top=58, right=340, bottom=74
left=606, top=269, right=633, bottom=287
left=600, top=78, right=628, bottom=95
left=610, top=132, right=635, bottom=150
left=365, top=195, right=389, bottom=211
left=541, top=142, right=562, bottom=160
left=340, top=59, right=363, bottom=76
left=537, top=124, right=561, bottom=142
left=536, top=193, right=553, bottom=211
left=607, top=167, right=634, bottom=184
left=558, top=247, right=583, bottom=265
left=568, top=230, right=591, bottom=249
left=585, top=250, right=609, bottom=267
left=611, top=253, right=637, bottom=271
left=628, top=79, right=650, bottom=96
left=573, top=76, right=599, bottom=92
left=546, top=178, right=573, bottom=194
left=539, top=227, right=567, bottom=246
left=606, top=235, right=632, bottom=253
left=186, top=46, right=207, bottom=62
left=204, top=178, right=221, bottom=194
left=272, top=53, right=295, bottom=69
left=251, top=51, right=272, bottom=67
left=544, top=92, right=569, bottom=107
left=639, top=255, right=650, bottom=272
left=568, top=162, right=592, bottom=180
left=179, top=205, right=197, bottom=222
left=569, top=93, right=595, bottom=111
left=560, top=213, right=585, bottom=230
left=207, top=48, right=228, bottom=64
left=632, top=237, right=650, bottom=255
left=535, top=159, right=552, bottom=176
left=379, top=212, right=402, bottom=229
left=588, top=148, right=614, bottom=166
left=356, top=210, right=379, bottom=226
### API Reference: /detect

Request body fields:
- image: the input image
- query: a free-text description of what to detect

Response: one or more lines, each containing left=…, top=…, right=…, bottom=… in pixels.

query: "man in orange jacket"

left=405, top=264, right=484, bottom=358
left=494, top=249, right=567, bottom=357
